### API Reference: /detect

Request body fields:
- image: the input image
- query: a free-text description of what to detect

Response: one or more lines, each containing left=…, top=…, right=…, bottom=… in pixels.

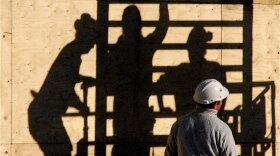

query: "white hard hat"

left=193, top=79, right=229, bottom=104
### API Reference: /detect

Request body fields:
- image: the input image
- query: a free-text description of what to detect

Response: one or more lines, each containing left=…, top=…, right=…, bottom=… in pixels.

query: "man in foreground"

left=165, top=79, right=236, bottom=156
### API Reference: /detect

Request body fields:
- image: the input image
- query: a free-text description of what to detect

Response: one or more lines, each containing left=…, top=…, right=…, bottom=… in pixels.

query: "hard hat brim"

left=218, top=86, right=229, bottom=101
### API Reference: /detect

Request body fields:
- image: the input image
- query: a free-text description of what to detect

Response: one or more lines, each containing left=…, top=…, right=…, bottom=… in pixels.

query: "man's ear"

left=214, top=101, right=222, bottom=110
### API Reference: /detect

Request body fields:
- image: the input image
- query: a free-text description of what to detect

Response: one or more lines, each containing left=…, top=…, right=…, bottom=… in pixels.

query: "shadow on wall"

left=106, top=4, right=224, bottom=156
left=27, top=1, right=275, bottom=156
left=28, top=13, right=98, bottom=156
left=103, top=2, right=275, bottom=156
left=106, top=3, right=169, bottom=155
left=157, top=26, right=224, bottom=118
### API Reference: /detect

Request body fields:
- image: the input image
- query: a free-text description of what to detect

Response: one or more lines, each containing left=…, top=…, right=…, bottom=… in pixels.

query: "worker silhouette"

left=28, top=13, right=98, bottom=156
left=107, top=3, right=169, bottom=156
left=158, top=26, right=223, bottom=117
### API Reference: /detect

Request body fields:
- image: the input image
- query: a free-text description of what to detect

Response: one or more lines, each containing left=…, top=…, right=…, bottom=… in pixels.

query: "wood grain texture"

left=0, top=1, right=279, bottom=155
left=0, top=144, right=11, bottom=156
left=11, top=0, right=98, bottom=144
left=253, top=5, right=280, bottom=155
left=0, top=0, right=12, bottom=145
left=254, top=0, right=280, bottom=5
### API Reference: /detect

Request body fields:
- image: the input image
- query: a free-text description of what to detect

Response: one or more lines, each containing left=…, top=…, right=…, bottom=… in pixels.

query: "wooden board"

left=254, top=0, right=280, bottom=5
left=252, top=4, right=280, bottom=155
left=0, top=0, right=12, bottom=144
left=0, top=144, right=11, bottom=156
left=11, top=0, right=98, bottom=144
left=0, top=1, right=279, bottom=155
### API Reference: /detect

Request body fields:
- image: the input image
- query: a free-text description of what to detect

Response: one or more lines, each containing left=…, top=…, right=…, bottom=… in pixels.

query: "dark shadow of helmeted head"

left=74, top=13, right=99, bottom=53
left=187, top=26, right=212, bottom=64
left=122, top=5, right=142, bottom=37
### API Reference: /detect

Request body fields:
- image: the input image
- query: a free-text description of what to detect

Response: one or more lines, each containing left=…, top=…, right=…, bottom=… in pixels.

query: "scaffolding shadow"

left=94, top=0, right=276, bottom=156
left=27, top=0, right=276, bottom=156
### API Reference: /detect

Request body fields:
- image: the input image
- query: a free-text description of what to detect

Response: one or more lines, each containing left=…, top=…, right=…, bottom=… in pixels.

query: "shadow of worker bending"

left=106, top=3, right=169, bottom=156
left=157, top=26, right=225, bottom=117
left=28, top=13, right=98, bottom=156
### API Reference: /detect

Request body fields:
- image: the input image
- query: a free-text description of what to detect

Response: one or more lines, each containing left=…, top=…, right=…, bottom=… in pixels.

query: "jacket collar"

left=195, top=105, right=218, bottom=116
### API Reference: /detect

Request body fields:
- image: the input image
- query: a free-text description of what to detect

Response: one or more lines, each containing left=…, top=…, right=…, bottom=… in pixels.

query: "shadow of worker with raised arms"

left=106, top=3, right=169, bottom=156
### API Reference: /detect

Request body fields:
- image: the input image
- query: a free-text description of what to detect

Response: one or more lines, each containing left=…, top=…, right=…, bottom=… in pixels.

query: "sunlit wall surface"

left=0, top=0, right=279, bottom=156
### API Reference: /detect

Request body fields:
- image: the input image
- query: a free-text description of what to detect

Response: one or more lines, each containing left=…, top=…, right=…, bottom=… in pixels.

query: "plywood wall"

left=0, top=0, right=279, bottom=156
left=254, top=0, right=280, bottom=5
left=0, top=0, right=12, bottom=155
left=252, top=5, right=280, bottom=155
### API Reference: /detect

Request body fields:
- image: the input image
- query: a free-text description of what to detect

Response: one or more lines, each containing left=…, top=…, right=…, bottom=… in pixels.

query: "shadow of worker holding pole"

left=28, top=13, right=98, bottom=156
left=106, top=3, right=169, bottom=156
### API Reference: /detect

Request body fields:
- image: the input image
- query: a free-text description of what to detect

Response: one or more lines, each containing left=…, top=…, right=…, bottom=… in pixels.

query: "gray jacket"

left=165, top=107, right=237, bottom=156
